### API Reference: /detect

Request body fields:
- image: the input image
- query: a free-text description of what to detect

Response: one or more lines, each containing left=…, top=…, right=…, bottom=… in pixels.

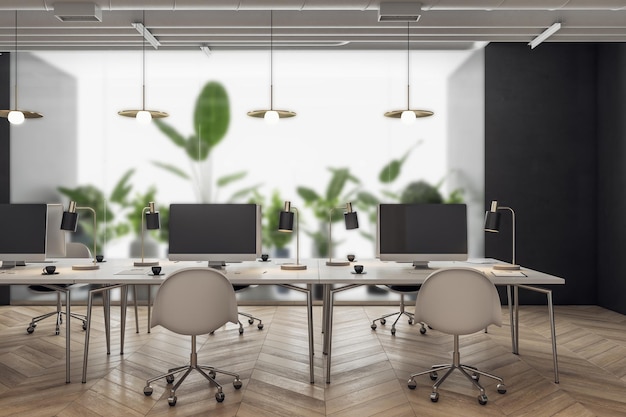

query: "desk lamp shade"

left=278, top=201, right=306, bottom=270
left=327, top=203, right=359, bottom=266
left=61, top=201, right=99, bottom=270
left=135, top=202, right=160, bottom=267
left=484, top=200, right=519, bottom=270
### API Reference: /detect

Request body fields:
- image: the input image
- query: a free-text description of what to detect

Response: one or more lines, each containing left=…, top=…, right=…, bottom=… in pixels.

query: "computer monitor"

left=168, top=203, right=262, bottom=268
left=0, top=203, right=48, bottom=269
left=376, top=203, right=468, bottom=269
left=45, top=204, right=66, bottom=258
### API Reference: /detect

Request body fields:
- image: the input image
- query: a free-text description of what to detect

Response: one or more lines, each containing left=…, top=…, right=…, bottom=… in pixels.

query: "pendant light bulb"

left=136, top=110, right=152, bottom=124
left=8, top=110, right=25, bottom=125
left=401, top=110, right=416, bottom=125
left=264, top=110, right=279, bottom=125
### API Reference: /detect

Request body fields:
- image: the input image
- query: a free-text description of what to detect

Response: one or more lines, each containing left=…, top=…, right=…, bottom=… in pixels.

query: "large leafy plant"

left=153, top=81, right=258, bottom=202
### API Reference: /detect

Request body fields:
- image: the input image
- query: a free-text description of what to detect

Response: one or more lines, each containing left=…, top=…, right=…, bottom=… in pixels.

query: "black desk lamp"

left=326, top=202, right=359, bottom=266
left=484, top=200, right=519, bottom=270
left=278, top=201, right=306, bottom=271
left=134, top=202, right=161, bottom=267
left=60, top=200, right=99, bottom=270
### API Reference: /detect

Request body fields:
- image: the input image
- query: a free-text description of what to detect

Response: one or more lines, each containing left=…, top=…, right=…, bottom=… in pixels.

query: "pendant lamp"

left=384, top=22, right=433, bottom=124
left=118, top=11, right=168, bottom=124
left=247, top=10, right=296, bottom=124
left=0, top=11, right=43, bottom=125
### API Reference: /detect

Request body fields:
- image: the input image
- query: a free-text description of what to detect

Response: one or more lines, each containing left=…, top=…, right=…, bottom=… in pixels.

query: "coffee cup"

left=354, top=264, right=364, bottom=274
left=347, top=254, right=355, bottom=262
left=43, top=265, right=56, bottom=275
left=96, top=255, right=104, bottom=262
left=261, top=254, right=269, bottom=262
left=151, top=266, right=162, bottom=275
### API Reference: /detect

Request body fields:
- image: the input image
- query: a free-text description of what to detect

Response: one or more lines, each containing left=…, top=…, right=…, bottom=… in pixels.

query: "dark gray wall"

left=1, top=53, right=9, bottom=304
left=485, top=43, right=598, bottom=305
left=597, top=44, right=626, bottom=314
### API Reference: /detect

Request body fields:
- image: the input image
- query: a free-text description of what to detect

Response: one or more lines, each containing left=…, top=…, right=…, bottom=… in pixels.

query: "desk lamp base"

left=72, top=264, right=100, bottom=271
left=134, top=260, right=159, bottom=267
left=326, top=260, right=350, bottom=266
left=281, top=264, right=307, bottom=271
left=493, top=264, right=520, bottom=271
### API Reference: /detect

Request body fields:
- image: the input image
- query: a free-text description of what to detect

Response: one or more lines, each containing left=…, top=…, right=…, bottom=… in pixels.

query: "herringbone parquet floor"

left=1, top=303, right=626, bottom=416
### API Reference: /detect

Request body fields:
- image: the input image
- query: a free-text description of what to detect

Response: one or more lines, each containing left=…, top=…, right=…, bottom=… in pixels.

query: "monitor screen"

left=168, top=203, right=262, bottom=266
left=377, top=203, right=468, bottom=268
left=0, top=203, right=48, bottom=267
left=45, top=204, right=67, bottom=258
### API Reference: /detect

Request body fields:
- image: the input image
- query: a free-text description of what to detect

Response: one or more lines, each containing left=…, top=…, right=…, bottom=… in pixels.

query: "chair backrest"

left=151, top=267, right=239, bottom=336
left=414, top=267, right=502, bottom=335
left=65, top=242, right=92, bottom=258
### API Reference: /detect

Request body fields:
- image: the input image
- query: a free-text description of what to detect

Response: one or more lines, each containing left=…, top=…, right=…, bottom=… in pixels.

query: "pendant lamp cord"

left=406, top=21, right=410, bottom=110
left=142, top=10, right=146, bottom=110
left=270, top=10, right=273, bottom=110
left=14, top=10, right=18, bottom=110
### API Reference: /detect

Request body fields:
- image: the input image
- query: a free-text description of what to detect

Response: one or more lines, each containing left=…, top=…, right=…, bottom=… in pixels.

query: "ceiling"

left=0, top=0, right=625, bottom=52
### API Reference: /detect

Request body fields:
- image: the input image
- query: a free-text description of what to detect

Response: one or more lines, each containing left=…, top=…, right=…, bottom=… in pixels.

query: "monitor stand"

left=0, top=260, right=25, bottom=269
left=208, top=261, right=226, bottom=270
left=412, top=261, right=432, bottom=270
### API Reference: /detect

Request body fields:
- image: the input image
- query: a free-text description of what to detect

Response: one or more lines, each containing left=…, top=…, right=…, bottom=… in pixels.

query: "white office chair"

left=26, top=242, right=90, bottom=335
left=143, top=267, right=243, bottom=406
left=370, top=285, right=427, bottom=335
left=407, top=267, right=506, bottom=405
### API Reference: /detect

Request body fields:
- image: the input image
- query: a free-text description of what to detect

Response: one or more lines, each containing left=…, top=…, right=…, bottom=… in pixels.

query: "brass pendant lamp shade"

left=0, top=11, right=43, bottom=124
left=118, top=11, right=168, bottom=123
left=247, top=10, right=296, bottom=124
left=384, top=22, right=433, bottom=124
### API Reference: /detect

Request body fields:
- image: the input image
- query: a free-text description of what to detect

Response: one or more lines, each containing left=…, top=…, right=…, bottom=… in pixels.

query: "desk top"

left=0, top=258, right=564, bottom=286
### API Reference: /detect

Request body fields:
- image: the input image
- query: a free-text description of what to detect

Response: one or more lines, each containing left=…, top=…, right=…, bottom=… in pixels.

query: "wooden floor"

left=1, top=303, right=626, bottom=416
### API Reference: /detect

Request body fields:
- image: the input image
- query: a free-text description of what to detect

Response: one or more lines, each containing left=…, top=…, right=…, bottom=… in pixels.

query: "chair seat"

left=386, top=285, right=421, bottom=293
left=29, top=284, right=69, bottom=292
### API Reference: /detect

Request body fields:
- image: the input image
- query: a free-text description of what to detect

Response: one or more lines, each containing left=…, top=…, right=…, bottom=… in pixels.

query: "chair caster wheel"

left=166, top=374, right=175, bottom=384
left=391, top=328, right=396, bottom=336
left=471, top=372, right=479, bottom=381
left=239, top=327, right=244, bottom=335
left=258, top=323, right=264, bottom=330
left=380, top=318, right=386, bottom=325
left=233, top=378, right=242, bottom=389
left=371, top=323, right=377, bottom=330
left=407, top=378, right=417, bottom=390
left=419, top=326, right=427, bottom=335
left=497, top=383, right=507, bottom=394
left=168, top=396, right=177, bottom=406
left=27, top=326, right=35, bottom=334
left=408, top=319, right=414, bottom=325
left=248, top=318, right=254, bottom=325
left=215, top=391, right=225, bottom=402
left=209, top=370, right=217, bottom=379
left=55, top=330, right=60, bottom=336
left=430, top=392, right=439, bottom=402
left=478, top=394, right=488, bottom=405
left=429, top=371, right=438, bottom=381
left=82, top=323, right=87, bottom=331
left=143, top=386, right=153, bottom=396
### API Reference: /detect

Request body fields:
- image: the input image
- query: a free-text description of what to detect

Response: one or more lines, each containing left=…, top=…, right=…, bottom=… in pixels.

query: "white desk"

left=3, top=258, right=565, bottom=387
left=318, top=260, right=565, bottom=384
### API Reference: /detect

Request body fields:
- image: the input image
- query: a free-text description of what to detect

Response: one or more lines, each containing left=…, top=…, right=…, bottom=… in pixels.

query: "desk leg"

left=326, top=289, right=335, bottom=384
left=120, top=285, right=127, bottom=355
left=82, top=289, right=94, bottom=383
left=147, top=285, right=152, bottom=333
left=103, top=289, right=111, bottom=355
left=517, top=284, right=559, bottom=384
left=280, top=284, right=315, bottom=384
left=133, top=285, right=139, bottom=333
left=65, top=287, right=71, bottom=383
left=323, top=284, right=331, bottom=355
left=506, top=285, right=519, bottom=355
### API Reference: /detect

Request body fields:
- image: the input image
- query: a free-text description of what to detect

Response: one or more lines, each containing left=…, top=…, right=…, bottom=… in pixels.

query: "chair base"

left=143, top=335, right=242, bottom=405
left=237, top=311, right=264, bottom=334
left=407, top=335, right=506, bottom=405
left=27, top=303, right=87, bottom=335
left=370, top=293, right=426, bottom=336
